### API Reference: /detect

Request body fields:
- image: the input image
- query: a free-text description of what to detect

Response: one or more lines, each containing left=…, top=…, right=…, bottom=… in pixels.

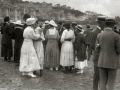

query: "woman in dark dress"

left=74, top=25, right=88, bottom=74
left=1, top=16, right=13, bottom=61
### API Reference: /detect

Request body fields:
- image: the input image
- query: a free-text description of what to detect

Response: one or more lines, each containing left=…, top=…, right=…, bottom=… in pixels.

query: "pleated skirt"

left=45, top=40, right=60, bottom=68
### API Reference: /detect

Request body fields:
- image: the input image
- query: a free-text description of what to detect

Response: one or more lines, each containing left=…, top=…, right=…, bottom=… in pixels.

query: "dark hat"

left=64, top=22, right=71, bottom=28
left=96, top=16, right=106, bottom=22
left=76, top=25, right=83, bottom=31
left=23, top=14, right=31, bottom=22
left=86, top=24, right=91, bottom=28
left=4, top=16, right=10, bottom=22
left=105, top=17, right=116, bottom=24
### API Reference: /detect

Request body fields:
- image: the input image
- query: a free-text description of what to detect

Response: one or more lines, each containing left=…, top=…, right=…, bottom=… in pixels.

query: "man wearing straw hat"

left=91, top=16, right=106, bottom=90
left=97, top=17, right=120, bottom=90
left=11, top=21, right=24, bottom=66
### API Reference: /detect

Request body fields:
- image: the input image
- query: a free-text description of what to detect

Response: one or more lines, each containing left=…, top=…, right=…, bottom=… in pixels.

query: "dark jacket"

left=90, top=26, right=102, bottom=50
left=1, top=22, right=12, bottom=44
left=11, top=25, right=24, bottom=48
left=84, top=29, right=91, bottom=44
left=97, top=28, right=120, bottom=69
left=74, top=33, right=86, bottom=61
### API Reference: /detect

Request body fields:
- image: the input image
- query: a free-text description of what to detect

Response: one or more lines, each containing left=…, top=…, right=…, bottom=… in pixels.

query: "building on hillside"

left=65, top=12, right=76, bottom=21
left=0, top=0, right=22, bottom=22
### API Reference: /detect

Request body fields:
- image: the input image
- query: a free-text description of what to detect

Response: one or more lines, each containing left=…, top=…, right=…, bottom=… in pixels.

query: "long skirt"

left=45, top=40, right=59, bottom=68
left=34, top=41, right=44, bottom=69
left=19, top=39, right=40, bottom=72
left=1, top=44, right=13, bottom=57
left=60, top=41, right=74, bottom=66
left=75, top=56, right=88, bottom=69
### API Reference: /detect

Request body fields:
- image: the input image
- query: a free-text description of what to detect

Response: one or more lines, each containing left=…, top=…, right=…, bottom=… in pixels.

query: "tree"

left=9, top=0, right=23, bottom=4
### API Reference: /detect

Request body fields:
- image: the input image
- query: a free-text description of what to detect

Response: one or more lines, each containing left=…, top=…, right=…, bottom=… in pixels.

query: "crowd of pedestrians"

left=1, top=14, right=120, bottom=90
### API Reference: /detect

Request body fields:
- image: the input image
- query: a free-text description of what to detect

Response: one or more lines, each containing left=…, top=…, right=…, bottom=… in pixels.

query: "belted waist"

left=24, top=38, right=33, bottom=42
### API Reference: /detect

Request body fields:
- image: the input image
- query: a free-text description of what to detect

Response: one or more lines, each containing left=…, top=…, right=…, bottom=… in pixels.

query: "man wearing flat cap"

left=91, top=16, right=106, bottom=90
left=96, top=17, right=120, bottom=90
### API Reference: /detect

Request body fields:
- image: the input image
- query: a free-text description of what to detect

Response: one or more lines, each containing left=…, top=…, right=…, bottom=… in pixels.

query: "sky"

left=23, top=0, right=120, bottom=17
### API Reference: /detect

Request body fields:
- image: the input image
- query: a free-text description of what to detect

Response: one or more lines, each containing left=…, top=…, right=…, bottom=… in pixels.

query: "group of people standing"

left=1, top=14, right=120, bottom=90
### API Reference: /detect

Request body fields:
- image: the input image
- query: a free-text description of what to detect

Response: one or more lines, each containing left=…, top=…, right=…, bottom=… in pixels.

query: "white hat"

left=76, top=25, right=83, bottom=31
left=15, top=20, right=23, bottom=25
left=26, top=18, right=37, bottom=25
left=45, top=20, right=49, bottom=24
left=49, top=20, right=57, bottom=27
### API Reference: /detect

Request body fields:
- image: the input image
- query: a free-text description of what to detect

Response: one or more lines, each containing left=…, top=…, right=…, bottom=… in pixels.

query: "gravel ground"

left=0, top=56, right=120, bottom=90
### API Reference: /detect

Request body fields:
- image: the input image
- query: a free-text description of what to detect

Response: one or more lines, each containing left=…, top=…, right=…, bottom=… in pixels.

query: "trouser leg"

left=93, top=61, right=99, bottom=90
left=99, top=68, right=107, bottom=90
left=107, top=69, right=117, bottom=90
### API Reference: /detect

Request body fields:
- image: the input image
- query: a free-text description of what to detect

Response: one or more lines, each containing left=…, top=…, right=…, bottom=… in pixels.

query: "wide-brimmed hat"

left=76, top=25, right=83, bottom=31
left=96, top=16, right=106, bottom=22
left=26, top=18, right=37, bottom=25
left=49, top=20, right=57, bottom=27
left=15, top=20, right=23, bottom=25
left=105, top=17, right=116, bottom=24
left=44, top=20, right=49, bottom=24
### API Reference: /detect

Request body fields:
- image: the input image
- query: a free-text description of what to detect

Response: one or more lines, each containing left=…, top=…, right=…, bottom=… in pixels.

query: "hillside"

left=53, top=7, right=84, bottom=17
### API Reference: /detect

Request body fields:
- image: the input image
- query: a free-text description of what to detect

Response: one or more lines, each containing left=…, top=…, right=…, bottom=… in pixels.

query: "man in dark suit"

left=97, top=18, right=120, bottom=90
left=91, top=16, right=106, bottom=90
left=84, top=24, right=92, bottom=60
left=1, top=16, right=13, bottom=62
left=11, top=21, right=24, bottom=66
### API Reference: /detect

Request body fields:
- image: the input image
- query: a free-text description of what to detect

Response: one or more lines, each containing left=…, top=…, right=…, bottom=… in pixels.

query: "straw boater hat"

left=15, top=20, right=23, bottom=25
left=49, top=20, right=57, bottom=27
left=96, top=16, right=106, bottom=22
left=26, top=18, right=37, bottom=25
left=105, top=17, right=116, bottom=24
left=44, top=20, right=49, bottom=24
left=76, top=25, right=83, bottom=31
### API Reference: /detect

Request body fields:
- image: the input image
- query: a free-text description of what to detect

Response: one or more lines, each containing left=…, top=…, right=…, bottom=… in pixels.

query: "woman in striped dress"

left=45, top=20, right=60, bottom=71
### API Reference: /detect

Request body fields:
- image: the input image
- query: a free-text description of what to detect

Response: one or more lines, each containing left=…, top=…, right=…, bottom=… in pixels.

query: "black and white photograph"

left=0, top=0, right=120, bottom=90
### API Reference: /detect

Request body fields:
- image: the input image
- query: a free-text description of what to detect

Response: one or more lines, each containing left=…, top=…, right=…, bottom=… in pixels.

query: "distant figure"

left=1, top=16, right=13, bottom=62
left=84, top=24, right=92, bottom=60
left=23, top=14, right=30, bottom=29
left=97, top=17, right=120, bottom=90
left=42, top=21, right=50, bottom=51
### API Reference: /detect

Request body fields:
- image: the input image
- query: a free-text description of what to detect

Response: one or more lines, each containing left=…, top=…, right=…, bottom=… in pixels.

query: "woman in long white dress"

left=19, top=18, right=41, bottom=77
left=34, top=26, right=45, bottom=76
left=60, top=23, right=75, bottom=74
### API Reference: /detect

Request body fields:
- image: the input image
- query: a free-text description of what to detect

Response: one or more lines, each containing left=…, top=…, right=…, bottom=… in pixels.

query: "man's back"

left=97, top=28, right=120, bottom=69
